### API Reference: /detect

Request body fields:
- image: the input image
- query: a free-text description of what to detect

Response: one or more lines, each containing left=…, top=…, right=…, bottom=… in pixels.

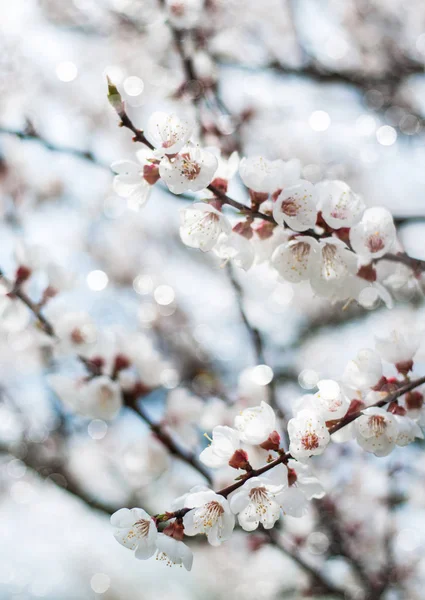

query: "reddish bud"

left=209, top=198, right=224, bottom=211
left=259, top=430, right=281, bottom=452
left=163, top=520, right=185, bottom=541
left=254, top=221, right=275, bottom=240
left=271, top=189, right=282, bottom=202
left=143, top=164, right=160, bottom=186
left=248, top=535, right=267, bottom=552
left=113, top=354, right=131, bottom=374
left=15, top=265, right=32, bottom=286
left=228, top=449, right=252, bottom=471
left=210, top=177, right=228, bottom=194
left=347, top=398, right=366, bottom=416
left=233, top=220, right=253, bottom=239
left=405, top=391, right=424, bottom=411
left=249, top=189, right=269, bottom=209
left=287, top=467, right=297, bottom=486
left=357, top=264, right=377, bottom=282
left=396, top=360, right=414, bottom=376
left=372, top=376, right=389, bottom=391
left=388, top=401, right=406, bottom=415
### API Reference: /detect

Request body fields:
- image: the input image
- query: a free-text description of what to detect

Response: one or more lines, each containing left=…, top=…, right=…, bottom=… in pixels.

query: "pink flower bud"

left=259, top=430, right=281, bottom=451
left=228, top=449, right=251, bottom=471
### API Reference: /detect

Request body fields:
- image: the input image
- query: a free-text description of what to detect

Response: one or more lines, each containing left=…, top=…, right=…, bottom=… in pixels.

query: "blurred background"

left=1, top=0, right=425, bottom=598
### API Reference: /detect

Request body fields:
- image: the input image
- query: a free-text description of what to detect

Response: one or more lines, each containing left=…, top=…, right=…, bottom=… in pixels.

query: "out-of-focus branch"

left=0, top=441, right=118, bottom=515
left=0, top=126, right=109, bottom=170
left=226, top=263, right=281, bottom=418
left=264, top=529, right=347, bottom=599
left=0, top=267, right=212, bottom=483
left=377, top=252, right=425, bottom=275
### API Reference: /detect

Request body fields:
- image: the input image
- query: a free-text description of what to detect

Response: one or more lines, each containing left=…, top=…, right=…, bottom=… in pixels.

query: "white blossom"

left=182, top=488, right=235, bottom=546
left=355, top=407, right=398, bottom=457
left=314, top=379, right=350, bottom=421
left=155, top=534, right=193, bottom=571
left=310, top=238, right=358, bottom=300
left=350, top=207, right=396, bottom=259
left=180, top=203, right=231, bottom=251
left=48, top=374, right=122, bottom=420
left=271, top=236, right=319, bottom=283
left=146, top=112, right=193, bottom=155
left=342, top=349, right=383, bottom=392
left=288, top=410, right=330, bottom=460
left=213, top=232, right=254, bottom=270
left=375, top=329, right=420, bottom=366
left=239, top=157, right=300, bottom=194
left=160, top=143, right=218, bottom=194
left=111, top=508, right=157, bottom=559
left=234, top=401, right=276, bottom=445
left=165, top=0, right=204, bottom=30
left=273, top=180, right=318, bottom=232
left=283, top=459, right=325, bottom=517
left=317, top=180, right=365, bottom=229
left=393, top=415, right=424, bottom=447
left=199, top=426, right=240, bottom=468
left=229, top=468, right=287, bottom=531
left=207, top=149, right=239, bottom=182
left=111, top=151, right=154, bottom=209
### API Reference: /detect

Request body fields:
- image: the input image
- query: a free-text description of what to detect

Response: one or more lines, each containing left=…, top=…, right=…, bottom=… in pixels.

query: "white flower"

left=121, top=333, right=167, bottom=387
left=342, top=349, right=383, bottom=392
left=155, top=534, right=193, bottom=571
left=355, top=407, right=398, bottom=457
left=160, top=144, right=218, bottom=194
left=49, top=374, right=122, bottom=420
left=111, top=150, right=156, bottom=209
left=165, top=0, right=204, bottom=30
left=271, top=236, right=319, bottom=283
left=350, top=207, right=396, bottom=259
left=213, top=232, right=255, bottom=270
left=234, top=401, right=276, bottom=445
left=317, top=180, right=365, bottom=229
left=273, top=180, right=318, bottom=232
left=283, top=459, right=325, bottom=517
left=50, top=311, right=97, bottom=356
left=314, top=379, right=350, bottom=421
left=375, top=329, right=420, bottom=366
left=200, top=426, right=240, bottom=468
left=182, top=488, right=235, bottom=546
left=229, top=469, right=287, bottom=531
left=310, top=238, right=358, bottom=300
left=111, top=508, right=157, bottom=559
left=207, top=149, right=239, bottom=182
left=238, top=367, right=271, bottom=405
left=239, top=157, right=300, bottom=194
left=393, top=415, right=424, bottom=447
left=146, top=112, right=193, bottom=155
left=288, top=410, right=330, bottom=460
left=180, top=203, right=231, bottom=251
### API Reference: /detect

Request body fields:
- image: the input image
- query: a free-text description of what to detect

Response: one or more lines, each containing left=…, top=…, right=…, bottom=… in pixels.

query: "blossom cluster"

left=109, top=327, right=424, bottom=571
left=112, top=110, right=401, bottom=307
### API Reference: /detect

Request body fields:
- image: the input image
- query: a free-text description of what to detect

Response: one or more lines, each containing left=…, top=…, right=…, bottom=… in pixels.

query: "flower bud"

left=406, top=391, right=424, bottom=411
left=107, top=77, right=124, bottom=116
left=259, top=430, right=281, bottom=452
left=163, top=519, right=185, bottom=541
left=395, top=360, right=414, bottom=376
left=228, top=449, right=251, bottom=471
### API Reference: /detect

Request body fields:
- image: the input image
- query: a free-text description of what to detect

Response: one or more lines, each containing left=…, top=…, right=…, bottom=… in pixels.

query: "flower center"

left=201, top=501, right=224, bottom=528
left=366, top=233, right=385, bottom=253
left=368, top=414, right=387, bottom=435
left=181, top=154, right=201, bottom=180
left=291, top=241, right=310, bottom=261
left=301, top=432, right=320, bottom=450
left=135, top=519, right=151, bottom=538
left=281, top=198, right=299, bottom=216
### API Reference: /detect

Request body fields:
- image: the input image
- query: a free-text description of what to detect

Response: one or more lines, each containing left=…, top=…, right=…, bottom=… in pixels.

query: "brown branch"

left=161, top=373, right=425, bottom=522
